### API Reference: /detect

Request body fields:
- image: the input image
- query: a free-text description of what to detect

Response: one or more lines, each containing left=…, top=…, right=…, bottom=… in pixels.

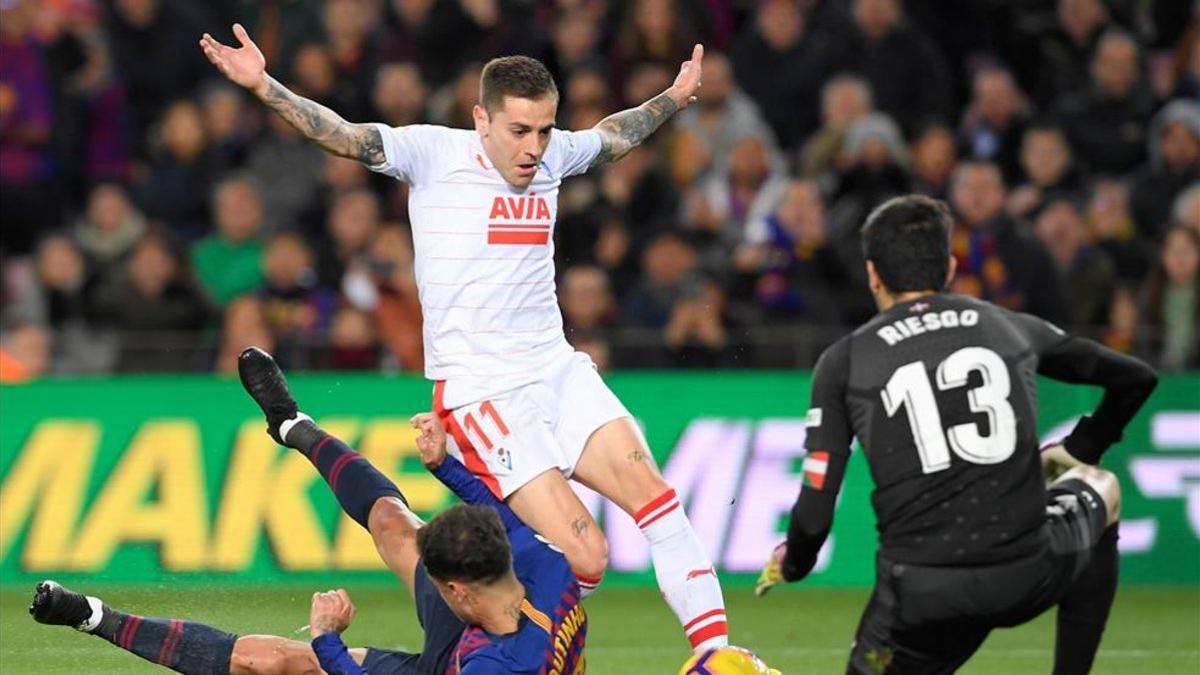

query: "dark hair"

left=861, top=194, right=953, bottom=293
left=479, top=56, right=558, bottom=114
left=417, top=504, right=512, bottom=584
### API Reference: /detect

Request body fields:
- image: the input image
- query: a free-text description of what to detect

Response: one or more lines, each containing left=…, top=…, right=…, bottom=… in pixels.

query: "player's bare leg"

left=571, top=417, right=729, bottom=652
left=504, top=468, right=610, bottom=590
left=1048, top=464, right=1122, bottom=675
left=230, top=636, right=368, bottom=674
left=238, top=347, right=424, bottom=594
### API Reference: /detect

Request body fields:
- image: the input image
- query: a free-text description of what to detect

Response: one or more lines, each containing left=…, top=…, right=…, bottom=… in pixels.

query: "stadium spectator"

left=735, top=178, right=860, bottom=325
left=0, top=320, right=50, bottom=383
left=1103, top=284, right=1139, bottom=354
left=948, top=161, right=1066, bottom=322
left=613, top=0, right=702, bottom=87
left=1030, top=0, right=1110, bottom=107
left=18, top=234, right=115, bottom=374
left=663, top=276, right=735, bottom=367
left=958, top=66, right=1029, bottom=183
left=371, top=61, right=429, bottom=127
left=342, top=224, right=423, bottom=372
left=909, top=122, right=957, bottom=199
left=74, top=183, right=147, bottom=287
left=728, top=0, right=820, bottom=149
left=1008, top=123, right=1085, bottom=221
left=191, top=175, right=266, bottom=307
left=826, top=112, right=911, bottom=237
left=259, top=230, right=335, bottom=345
left=214, top=295, right=273, bottom=374
left=1087, top=178, right=1153, bottom=283
left=317, top=187, right=382, bottom=288
left=1035, top=198, right=1116, bottom=328
left=133, top=99, right=217, bottom=240
left=690, top=134, right=789, bottom=265
left=672, top=52, right=780, bottom=173
left=562, top=68, right=615, bottom=130
left=231, top=0, right=324, bottom=84
left=1174, top=184, right=1200, bottom=234
left=549, top=8, right=605, bottom=82
left=200, top=83, right=255, bottom=170
left=91, top=233, right=211, bottom=371
left=0, top=0, right=60, bottom=255
left=326, top=305, right=378, bottom=370
left=245, top=109, right=326, bottom=232
left=1054, top=29, right=1155, bottom=176
left=1141, top=226, right=1200, bottom=372
left=560, top=265, right=618, bottom=341
left=104, top=0, right=212, bottom=148
left=321, top=0, right=385, bottom=123
left=1130, top=100, right=1200, bottom=239
left=812, top=0, right=953, bottom=135
left=797, top=73, right=873, bottom=179
left=624, top=230, right=702, bottom=331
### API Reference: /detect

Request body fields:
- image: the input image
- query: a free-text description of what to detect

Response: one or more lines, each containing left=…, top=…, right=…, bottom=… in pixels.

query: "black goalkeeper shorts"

left=846, top=478, right=1109, bottom=675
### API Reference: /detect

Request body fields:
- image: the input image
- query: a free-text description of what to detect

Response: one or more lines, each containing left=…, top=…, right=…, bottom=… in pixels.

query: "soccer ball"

left=677, top=646, right=778, bottom=675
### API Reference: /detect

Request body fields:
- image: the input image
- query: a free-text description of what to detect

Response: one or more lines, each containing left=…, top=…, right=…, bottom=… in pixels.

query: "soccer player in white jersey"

left=200, top=25, right=728, bottom=651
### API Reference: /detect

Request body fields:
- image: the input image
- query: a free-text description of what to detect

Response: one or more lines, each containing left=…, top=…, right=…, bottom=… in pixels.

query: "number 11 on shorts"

left=463, top=400, right=511, bottom=451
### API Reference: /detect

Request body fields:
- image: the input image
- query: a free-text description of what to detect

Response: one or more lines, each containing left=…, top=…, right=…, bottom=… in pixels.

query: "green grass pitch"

left=2, top=585, right=1197, bottom=673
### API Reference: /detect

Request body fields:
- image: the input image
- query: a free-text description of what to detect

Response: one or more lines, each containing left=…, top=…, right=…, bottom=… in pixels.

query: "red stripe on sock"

left=327, top=452, right=362, bottom=492
left=683, top=608, right=726, bottom=632
left=309, top=436, right=332, bottom=463
left=574, top=573, right=604, bottom=585
left=634, top=489, right=678, bottom=524
left=157, top=619, right=183, bottom=665
left=637, top=501, right=680, bottom=530
left=687, top=621, right=728, bottom=649
left=121, top=615, right=143, bottom=650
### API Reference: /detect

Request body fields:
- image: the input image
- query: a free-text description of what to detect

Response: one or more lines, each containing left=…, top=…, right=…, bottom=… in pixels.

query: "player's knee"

left=231, top=636, right=321, bottom=675
left=367, top=496, right=421, bottom=543
left=571, top=530, right=609, bottom=580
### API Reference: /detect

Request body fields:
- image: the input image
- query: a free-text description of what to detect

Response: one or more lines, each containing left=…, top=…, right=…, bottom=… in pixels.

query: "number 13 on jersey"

left=882, top=347, right=1018, bottom=474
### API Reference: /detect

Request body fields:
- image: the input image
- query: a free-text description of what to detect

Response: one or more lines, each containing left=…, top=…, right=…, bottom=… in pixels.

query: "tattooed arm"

left=257, top=75, right=383, bottom=164
left=592, top=43, right=705, bottom=165
left=199, top=24, right=383, bottom=165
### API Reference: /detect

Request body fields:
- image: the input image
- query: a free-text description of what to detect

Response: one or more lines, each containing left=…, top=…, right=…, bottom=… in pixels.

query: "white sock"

left=279, top=412, right=313, bottom=444
left=636, top=489, right=729, bottom=652
left=79, top=595, right=104, bottom=632
left=575, top=573, right=603, bottom=599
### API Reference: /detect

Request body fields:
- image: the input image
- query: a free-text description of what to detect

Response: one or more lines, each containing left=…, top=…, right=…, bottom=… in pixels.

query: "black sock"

left=287, top=420, right=406, bottom=528
left=1054, top=524, right=1119, bottom=675
left=93, top=606, right=236, bottom=674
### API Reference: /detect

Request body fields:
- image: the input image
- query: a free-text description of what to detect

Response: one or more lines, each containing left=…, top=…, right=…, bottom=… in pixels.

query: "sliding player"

left=30, top=347, right=585, bottom=674
left=200, top=25, right=727, bottom=650
left=756, top=195, right=1158, bottom=674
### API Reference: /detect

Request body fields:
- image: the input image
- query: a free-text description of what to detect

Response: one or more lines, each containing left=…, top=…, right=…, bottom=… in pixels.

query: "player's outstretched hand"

left=667, top=43, right=704, bottom=110
left=199, top=24, right=268, bottom=96
left=754, top=542, right=787, bottom=597
left=412, top=413, right=448, bottom=470
left=309, top=589, right=356, bottom=638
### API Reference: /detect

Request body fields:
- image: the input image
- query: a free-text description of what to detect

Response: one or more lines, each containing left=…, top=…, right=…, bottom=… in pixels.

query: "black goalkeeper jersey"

left=783, top=293, right=1157, bottom=575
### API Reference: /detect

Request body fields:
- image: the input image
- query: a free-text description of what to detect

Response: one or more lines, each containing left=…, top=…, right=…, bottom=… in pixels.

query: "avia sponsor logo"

left=488, top=196, right=552, bottom=245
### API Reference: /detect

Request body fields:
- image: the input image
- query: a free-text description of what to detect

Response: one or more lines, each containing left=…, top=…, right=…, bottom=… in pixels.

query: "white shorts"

left=432, top=352, right=631, bottom=499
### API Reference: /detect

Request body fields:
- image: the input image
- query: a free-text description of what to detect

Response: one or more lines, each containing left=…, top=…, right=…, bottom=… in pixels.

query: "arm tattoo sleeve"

left=259, top=75, right=384, bottom=165
left=592, top=92, right=679, bottom=164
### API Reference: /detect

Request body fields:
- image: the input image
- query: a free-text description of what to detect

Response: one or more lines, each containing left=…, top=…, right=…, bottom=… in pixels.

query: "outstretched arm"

left=199, top=24, right=383, bottom=165
left=591, top=44, right=704, bottom=165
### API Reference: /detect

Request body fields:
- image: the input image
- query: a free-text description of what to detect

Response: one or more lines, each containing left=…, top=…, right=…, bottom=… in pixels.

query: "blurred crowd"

left=1, top=0, right=1198, bottom=381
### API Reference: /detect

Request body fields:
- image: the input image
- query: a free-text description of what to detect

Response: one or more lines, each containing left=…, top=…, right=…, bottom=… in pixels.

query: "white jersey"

left=369, top=123, right=602, bottom=407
